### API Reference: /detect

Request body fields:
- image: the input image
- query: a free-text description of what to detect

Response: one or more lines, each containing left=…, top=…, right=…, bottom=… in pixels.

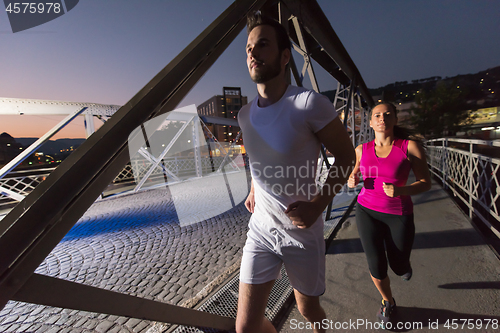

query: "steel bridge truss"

left=280, top=1, right=373, bottom=219
left=129, top=109, right=243, bottom=194
left=0, top=99, right=120, bottom=204
left=0, top=0, right=374, bottom=331
left=0, top=101, right=244, bottom=208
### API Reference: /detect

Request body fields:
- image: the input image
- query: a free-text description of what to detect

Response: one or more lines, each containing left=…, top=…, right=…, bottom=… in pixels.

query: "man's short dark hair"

left=247, top=11, right=291, bottom=53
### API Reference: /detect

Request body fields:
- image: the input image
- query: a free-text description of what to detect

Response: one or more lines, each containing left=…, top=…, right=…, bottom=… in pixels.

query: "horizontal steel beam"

left=0, top=97, right=120, bottom=116
left=13, top=273, right=234, bottom=330
left=201, top=116, right=239, bottom=127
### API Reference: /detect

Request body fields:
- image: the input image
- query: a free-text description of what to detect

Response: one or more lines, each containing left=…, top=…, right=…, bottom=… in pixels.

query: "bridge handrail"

left=425, top=138, right=500, bottom=240
left=427, top=137, right=500, bottom=147
left=0, top=155, right=238, bottom=209
left=4, top=167, right=57, bottom=177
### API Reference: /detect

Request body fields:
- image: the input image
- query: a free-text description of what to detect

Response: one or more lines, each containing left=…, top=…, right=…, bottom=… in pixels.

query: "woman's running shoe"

left=377, top=298, right=396, bottom=329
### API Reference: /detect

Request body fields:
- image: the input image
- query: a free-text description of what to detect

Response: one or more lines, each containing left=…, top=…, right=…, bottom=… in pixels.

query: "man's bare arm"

left=285, top=117, right=356, bottom=228
left=245, top=179, right=255, bottom=213
left=311, top=117, right=356, bottom=208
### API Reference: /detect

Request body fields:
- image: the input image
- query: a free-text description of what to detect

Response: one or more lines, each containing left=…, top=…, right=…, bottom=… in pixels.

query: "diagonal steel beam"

left=0, top=0, right=269, bottom=310
left=289, top=55, right=303, bottom=87
left=291, top=16, right=319, bottom=92
left=286, top=20, right=351, bottom=87
left=281, top=0, right=374, bottom=107
left=0, top=107, right=87, bottom=180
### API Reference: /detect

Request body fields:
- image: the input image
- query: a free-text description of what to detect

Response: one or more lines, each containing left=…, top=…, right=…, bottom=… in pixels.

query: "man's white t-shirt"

left=238, top=85, right=338, bottom=231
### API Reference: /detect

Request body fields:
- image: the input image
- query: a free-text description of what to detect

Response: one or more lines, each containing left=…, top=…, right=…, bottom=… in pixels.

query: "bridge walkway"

left=281, top=177, right=500, bottom=332
left=1, top=174, right=499, bottom=332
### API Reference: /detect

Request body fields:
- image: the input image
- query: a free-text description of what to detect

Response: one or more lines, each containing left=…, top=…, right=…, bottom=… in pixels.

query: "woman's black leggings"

left=355, top=203, right=415, bottom=280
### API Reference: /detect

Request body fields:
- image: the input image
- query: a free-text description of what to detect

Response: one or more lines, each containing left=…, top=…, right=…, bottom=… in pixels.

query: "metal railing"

left=0, top=113, right=242, bottom=208
left=426, top=138, right=500, bottom=239
left=131, top=156, right=238, bottom=181
left=0, top=168, right=54, bottom=209
left=0, top=156, right=243, bottom=210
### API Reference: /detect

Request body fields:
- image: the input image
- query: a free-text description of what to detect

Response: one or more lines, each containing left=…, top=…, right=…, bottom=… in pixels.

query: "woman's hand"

left=285, top=201, right=323, bottom=229
left=245, top=191, right=255, bottom=213
left=348, top=145, right=362, bottom=189
left=347, top=172, right=360, bottom=188
left=382, top=182, right=399, bottom=197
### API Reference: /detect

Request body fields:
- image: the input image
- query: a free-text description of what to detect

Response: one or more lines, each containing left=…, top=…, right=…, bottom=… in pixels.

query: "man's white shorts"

left=239, top=218, right=325, bottom=297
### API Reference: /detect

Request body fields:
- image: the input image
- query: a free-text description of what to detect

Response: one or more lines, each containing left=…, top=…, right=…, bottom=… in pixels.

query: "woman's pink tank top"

left=357, top=138, right=413, bottom=215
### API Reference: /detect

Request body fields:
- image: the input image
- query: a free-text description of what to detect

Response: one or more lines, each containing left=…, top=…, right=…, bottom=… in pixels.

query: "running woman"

left=348, top=102, right=431, bottom=327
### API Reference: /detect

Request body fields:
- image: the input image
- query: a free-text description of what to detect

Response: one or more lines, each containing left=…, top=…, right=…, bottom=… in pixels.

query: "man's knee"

left=295, top=293, right=323, bottom=320
left=297, top=303, right=310, bottom=319
left=297, top=302, right=318, bottom=320
left=236, top=281, right=276, bottom=333
left=236, top=316, right=275, bottom=333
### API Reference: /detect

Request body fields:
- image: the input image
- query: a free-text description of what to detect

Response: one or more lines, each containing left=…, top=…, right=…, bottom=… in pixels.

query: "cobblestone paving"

left=0, top=184, right=251, bottom=333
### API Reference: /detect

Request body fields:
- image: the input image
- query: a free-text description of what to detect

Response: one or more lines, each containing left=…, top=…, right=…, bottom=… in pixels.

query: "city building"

left=197, top=87, right=247, bottom=144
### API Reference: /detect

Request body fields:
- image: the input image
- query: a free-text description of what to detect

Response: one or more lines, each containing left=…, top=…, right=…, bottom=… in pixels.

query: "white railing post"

left=193, top=118, right=203, bottom=178
left=442, top=138, right=448, bottom=190
left=428, top=137, right=500, bottom=240
left=469, top=141, right=474, bottom=218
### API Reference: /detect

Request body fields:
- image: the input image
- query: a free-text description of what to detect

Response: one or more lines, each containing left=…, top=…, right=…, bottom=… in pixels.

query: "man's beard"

left=250, top=55, right=282, bottom=84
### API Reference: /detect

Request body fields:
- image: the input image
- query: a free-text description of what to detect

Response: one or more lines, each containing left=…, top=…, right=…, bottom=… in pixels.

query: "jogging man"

left=236, top=12, right=356, bottom=333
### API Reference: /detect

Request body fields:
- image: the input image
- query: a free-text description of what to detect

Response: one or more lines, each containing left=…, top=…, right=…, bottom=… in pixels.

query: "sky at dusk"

left=1, top=0, right=499, bottom=139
